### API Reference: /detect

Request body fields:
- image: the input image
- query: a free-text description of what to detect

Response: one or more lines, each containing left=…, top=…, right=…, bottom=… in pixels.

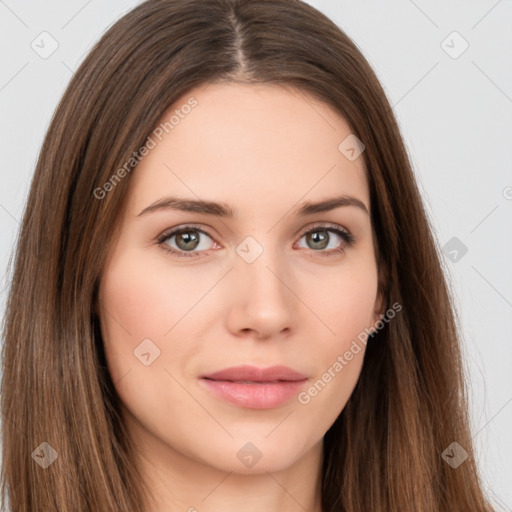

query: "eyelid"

left=156, top=223, right=214, bottom=240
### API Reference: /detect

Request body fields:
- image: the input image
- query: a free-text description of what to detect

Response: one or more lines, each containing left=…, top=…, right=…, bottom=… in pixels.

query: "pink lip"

left=199, top=365, right=308, bottom=409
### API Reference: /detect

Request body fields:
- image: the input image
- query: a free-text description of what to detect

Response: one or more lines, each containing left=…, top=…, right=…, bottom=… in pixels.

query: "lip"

left=199, top=365, right=308, bottom=409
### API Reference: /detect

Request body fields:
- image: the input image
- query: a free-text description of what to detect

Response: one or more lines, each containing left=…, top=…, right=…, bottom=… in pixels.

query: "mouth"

left=198, top=365, right=308, bottom=409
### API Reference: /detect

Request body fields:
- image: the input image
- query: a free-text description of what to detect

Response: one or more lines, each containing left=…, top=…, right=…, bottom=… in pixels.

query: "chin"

left=194, top=434, right=315, bottom=475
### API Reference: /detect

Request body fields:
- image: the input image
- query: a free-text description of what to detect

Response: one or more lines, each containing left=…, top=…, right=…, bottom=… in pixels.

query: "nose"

left=224, top=240, right=296, bottom=340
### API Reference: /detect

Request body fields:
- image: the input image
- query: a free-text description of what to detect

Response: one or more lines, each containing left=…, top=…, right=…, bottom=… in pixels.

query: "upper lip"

left=201, top=365, right=307, bottom=382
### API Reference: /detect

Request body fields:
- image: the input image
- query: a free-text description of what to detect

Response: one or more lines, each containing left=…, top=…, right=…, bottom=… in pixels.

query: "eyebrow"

left=137, top=194, right=369, bottom=217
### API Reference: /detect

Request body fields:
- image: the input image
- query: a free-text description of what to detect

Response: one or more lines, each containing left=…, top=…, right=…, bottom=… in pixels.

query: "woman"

left=0, top=0, right=495, bottom=510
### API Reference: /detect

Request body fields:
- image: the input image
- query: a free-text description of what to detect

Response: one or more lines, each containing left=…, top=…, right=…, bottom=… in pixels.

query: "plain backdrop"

left=0, top=1, right=511, bottom=510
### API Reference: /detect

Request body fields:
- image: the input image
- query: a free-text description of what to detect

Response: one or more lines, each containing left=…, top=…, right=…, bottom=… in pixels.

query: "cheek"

left=97, top=249, right=203, bottom=383
left=295, top=259, right=378, bottom=420
left=305, top=256, right=379, bottom=346
left=99, top=248, right=215, bottom=339
left=97, top=251, right=215, bottom=447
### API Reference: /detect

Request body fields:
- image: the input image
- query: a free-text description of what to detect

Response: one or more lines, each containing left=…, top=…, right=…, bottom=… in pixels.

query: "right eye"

left=156, top=225, right=220, bottom=258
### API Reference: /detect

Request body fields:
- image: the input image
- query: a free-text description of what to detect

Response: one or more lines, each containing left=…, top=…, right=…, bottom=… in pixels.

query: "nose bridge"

left=235, top=233, right=285, bottom=293
left=228, top=232, right=295, bottom=335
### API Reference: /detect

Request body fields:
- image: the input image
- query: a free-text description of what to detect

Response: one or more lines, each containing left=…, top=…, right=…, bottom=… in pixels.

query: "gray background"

left=0, top=1, right=511, bottom=509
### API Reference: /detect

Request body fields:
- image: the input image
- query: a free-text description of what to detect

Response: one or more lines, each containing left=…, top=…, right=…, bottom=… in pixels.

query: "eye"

left=295, top=223, right=355, bottom=256
left=157, top=225, right=218, bottom=258
left=156, top=223, right=356, bottom=258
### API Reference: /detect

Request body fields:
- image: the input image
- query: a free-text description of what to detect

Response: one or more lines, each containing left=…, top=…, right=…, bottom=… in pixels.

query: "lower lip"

left=199, top=378, right=308, bottom=409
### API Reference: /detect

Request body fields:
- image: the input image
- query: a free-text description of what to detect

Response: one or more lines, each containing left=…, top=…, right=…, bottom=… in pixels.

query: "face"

left=98, top=82, right=383, bottom=476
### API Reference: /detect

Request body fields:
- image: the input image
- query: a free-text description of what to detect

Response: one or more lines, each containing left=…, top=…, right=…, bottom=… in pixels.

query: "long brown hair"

left=0, top=0, right=495, bottom=510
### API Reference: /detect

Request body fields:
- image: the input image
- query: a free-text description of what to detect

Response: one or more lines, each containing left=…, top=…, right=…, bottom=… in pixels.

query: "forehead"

left=127, top=82, right=369, bottom=217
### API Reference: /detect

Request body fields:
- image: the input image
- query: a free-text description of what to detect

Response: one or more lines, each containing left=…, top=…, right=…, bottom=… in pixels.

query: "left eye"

left=295, top=226, right=354, bottom=254
left=157, top=224, right=355, bottom=258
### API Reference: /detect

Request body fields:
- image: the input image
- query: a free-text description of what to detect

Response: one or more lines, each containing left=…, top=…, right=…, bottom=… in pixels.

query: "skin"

left=98, top=82, right=384, bottom=512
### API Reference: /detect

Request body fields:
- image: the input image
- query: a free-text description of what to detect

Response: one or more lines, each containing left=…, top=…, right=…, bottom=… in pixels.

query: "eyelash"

left=156, top=223, right=356, bottom=259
